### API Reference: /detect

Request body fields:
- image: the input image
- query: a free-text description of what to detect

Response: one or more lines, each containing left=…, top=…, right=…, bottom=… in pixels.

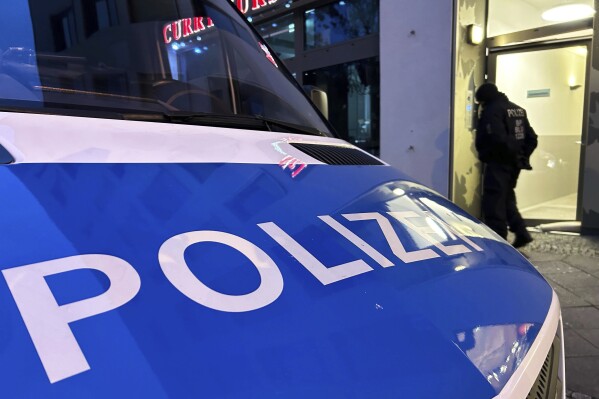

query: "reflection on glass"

left=0, top=0, right=41, bottom=101
left=243, top=0, right=294, bottom=18
left=256, top=14, right=295, bottom=60
left=304, top=57, right=380, bottom=155
left=0, top=0, right=331, bottom=135
left=304, top=0, right=379, bottom=49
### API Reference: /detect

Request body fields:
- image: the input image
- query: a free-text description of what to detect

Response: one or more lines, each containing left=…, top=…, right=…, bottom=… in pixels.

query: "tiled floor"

left=521, top=233, right=599, bottom=398
left=520, top=193, right=578, bottom=221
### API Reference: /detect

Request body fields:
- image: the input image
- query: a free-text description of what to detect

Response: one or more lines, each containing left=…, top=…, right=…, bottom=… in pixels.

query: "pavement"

left=518, top=231, right=599, bottom=399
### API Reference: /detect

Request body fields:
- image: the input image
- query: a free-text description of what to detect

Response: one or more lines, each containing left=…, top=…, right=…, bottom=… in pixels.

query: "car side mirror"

left=303, top=85, right=328, bottom=120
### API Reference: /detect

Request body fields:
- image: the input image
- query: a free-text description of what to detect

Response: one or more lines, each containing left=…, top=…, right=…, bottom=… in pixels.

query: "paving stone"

left=565, top=329, right=599, bottom=357
left=526, top=251, right=567, bottom=262
left=576, top=329, right=599, bottom=350
left=502, top=232, right=599, bottom=397
left=564, top=255, right=599, bottom=276
left=553, top=285, right=591, bottom=308
left=574, top=286, right=599, bottom=307
left=571, top=392, right=595, bottom=399
left=562, top=307, right=599, bottom=329
left=566, top=357, right=599, bottom=398
left=525, top=232, right=599, bottom=258
left=545, top=271, right=599, bottom=291
left=533, top=260, right=581, bottom=276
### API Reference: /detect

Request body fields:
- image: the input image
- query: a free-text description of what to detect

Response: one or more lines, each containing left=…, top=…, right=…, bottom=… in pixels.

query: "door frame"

left=487, top=39, right=592, bottom=225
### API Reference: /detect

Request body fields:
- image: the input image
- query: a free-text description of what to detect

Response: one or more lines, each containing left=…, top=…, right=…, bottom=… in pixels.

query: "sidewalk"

left=520, top=232, right=599, bottom=399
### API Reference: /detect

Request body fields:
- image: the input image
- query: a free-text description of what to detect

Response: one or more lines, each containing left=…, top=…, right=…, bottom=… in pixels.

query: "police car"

left=0, top=0, right=564, bottom=398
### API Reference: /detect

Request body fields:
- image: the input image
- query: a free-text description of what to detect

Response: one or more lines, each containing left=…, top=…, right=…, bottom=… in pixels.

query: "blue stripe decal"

left=0, top=163, right=552, bottom=398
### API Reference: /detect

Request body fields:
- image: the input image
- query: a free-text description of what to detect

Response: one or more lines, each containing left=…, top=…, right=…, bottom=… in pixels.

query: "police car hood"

left=0, top=113, right=555, bottom=398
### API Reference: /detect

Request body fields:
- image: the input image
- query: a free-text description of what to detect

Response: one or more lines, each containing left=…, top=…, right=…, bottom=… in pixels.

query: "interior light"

left=542, top=4, right=595, bottom=22
left=466, top=24, right=484, bottom=45
left=568, top=75, right=580, bottom=89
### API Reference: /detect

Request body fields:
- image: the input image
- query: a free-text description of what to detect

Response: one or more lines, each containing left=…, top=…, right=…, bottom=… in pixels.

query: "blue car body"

left=0, top=0, right=564, bottom=397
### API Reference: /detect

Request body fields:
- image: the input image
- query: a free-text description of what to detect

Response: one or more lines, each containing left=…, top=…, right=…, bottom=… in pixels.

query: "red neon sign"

left=233, top=0, right=278, bottom=14
left=163, top=17, right=214, bottom=44
left=163, top=0, right=279, bottom=44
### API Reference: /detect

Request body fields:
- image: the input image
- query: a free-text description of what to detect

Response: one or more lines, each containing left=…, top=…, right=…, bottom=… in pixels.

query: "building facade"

left=248, top=0, right=599, bottom=234
left=17, top=0, right=598, bottom=233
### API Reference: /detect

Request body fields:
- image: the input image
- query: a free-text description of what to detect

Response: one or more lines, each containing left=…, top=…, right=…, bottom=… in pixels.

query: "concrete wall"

left=451, top=0, right=486, bottom=217
left=380, top=0, right=454, bottom=197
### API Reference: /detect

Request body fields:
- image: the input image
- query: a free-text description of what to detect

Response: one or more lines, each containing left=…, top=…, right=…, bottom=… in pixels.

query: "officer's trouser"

left=481, top=163, right=527, bottom=239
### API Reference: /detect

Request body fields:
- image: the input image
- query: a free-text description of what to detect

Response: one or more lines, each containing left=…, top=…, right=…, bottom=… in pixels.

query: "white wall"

left=495, top=47, right=586, bottom=212
left=488, top=0, right=594, bottom=37
left=496, top=48, right=587, bottom=137
left=380, top=0, right=454, bottom=196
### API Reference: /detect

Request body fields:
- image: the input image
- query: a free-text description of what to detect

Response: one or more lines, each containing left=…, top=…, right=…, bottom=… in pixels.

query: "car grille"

left=290, top=143, right=384, bottom=166
left=526, top=335, right=561, bottom=399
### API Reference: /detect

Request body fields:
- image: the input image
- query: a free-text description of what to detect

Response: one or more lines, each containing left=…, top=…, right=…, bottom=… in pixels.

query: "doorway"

left=488, top=42, right=589, bottom=222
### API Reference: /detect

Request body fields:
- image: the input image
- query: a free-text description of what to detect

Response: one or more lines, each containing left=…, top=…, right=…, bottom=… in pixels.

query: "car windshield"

left=0, top=0, right=331, bottom=135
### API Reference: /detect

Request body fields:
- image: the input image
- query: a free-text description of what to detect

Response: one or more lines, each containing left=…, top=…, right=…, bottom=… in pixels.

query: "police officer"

left=475, top=83, right=538, bottom=248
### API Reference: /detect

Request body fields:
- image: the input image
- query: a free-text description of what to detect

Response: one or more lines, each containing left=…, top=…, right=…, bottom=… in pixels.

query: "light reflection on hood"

left=456, top=323, right=539, bottom=391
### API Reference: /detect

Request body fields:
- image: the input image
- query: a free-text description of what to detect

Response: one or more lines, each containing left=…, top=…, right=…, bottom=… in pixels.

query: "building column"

left=379, top=0, right=454, bottom=197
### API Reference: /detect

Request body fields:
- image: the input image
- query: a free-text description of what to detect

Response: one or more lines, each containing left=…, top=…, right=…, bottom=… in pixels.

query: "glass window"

left=95, top=0, right=119, bottom=30
left=256, top=13, right=295, bottom=60
left=0, top=0, right=331, bottom=136
left=304, top=57, right=380, bottom=155
left=244, top=0, right=295, bottom=19
left=305, top=0, right=379, bottom=50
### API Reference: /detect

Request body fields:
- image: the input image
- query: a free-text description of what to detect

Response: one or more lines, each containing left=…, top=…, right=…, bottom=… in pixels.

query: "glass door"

left=488, top=43, right=589, bottom=221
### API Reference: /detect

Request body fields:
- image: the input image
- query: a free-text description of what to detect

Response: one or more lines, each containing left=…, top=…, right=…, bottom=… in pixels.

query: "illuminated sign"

left=233, top=0, right=278, bottom=14
left=163, top=1, right=279, bottom=43
left=163, top=17, right=214, bottom=44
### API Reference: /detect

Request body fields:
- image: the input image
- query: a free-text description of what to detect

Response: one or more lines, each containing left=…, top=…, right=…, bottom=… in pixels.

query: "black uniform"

left=475, top=89, right=537, bottom=241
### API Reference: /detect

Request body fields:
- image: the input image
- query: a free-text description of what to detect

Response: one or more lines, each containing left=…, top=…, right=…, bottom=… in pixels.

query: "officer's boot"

left=513, top=229, right=533, bottom=248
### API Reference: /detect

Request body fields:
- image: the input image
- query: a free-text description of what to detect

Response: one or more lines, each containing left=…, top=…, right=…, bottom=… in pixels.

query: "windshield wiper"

left=123, top=112, right=327, bottom=137
left=253, top=115, right=326, bottom=137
